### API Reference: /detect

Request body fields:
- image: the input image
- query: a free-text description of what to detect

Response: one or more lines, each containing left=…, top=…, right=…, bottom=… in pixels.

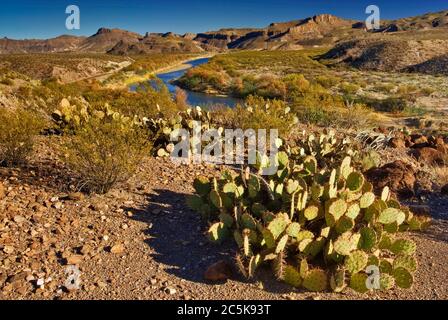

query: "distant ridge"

left=0, top=10, right=447, bottom=54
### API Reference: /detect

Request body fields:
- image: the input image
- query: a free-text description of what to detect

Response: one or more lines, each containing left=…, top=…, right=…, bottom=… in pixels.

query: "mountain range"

left=1, top=10, right=447, bottom=55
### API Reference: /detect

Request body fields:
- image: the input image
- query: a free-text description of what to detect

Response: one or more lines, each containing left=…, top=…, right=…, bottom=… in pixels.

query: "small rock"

left=0, top=182, right=5, bottom=200
left=68, top=192, right=84, bottom=201
left=204, top=260, right=233, bottom=282
left=164, top=287, right=177, bottom=295
left=53, top=202, right=63, bottom=210
left=80, top=244, right=93, bottom=256
left=389, top=138, right=406, bottom=149
left=66, top=255, right=83, bottom=265
left=36, top=278, right=45, bottom=287
left=3, top=246, right=14, bottom=254
left=13, top=215, right=26, bottom=224
left=110, top=243, right=125, bottom=254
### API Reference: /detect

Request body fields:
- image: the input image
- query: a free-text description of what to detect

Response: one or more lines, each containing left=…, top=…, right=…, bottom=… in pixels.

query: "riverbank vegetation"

left=176, top=50, right=448, bottom=129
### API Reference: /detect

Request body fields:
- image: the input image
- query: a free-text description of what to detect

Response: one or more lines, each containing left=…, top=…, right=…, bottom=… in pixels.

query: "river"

left=130, top=57, right=241, bottom=108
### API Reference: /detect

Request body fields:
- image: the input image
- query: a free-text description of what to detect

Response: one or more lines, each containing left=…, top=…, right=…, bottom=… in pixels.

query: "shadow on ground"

left=124, top=188, right=292, bottom=294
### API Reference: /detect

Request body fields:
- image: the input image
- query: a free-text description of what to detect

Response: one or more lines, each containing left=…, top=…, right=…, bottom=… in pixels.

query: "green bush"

left=0, top=108, right=44, bottom=167
left=315, top=75, right=341, bottom=89
left=61, top=117, right=151, bottom=194
left=378, top=98, right=408, bottom=113
left=232, top=96, right=297, bottom=137
left=340, top=82, right=361, bottom=95
left=188, top=131, right=429, bottom=293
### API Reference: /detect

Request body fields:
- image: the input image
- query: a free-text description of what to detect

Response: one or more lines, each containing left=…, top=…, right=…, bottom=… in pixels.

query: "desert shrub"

left=0, top=108, right=45, bottom=167
left=315, top=75, right=341, bottom=89
left=332, top=102, right=375, bottom=130
left=340, top=82, right=361, bottom=95
left=421, top=87, right=436, bottom=96
left=295, top=105, right=333, bottom=127
left=61, top=117, right=151, bottom=194
left=188, top=131, right=429, bottom=293
left=361, top=97, right=408, bottom=113
left=373, top=83, right=395, bottom=94
left=177, top=64, right=230, bottom=93
left=232, top=95, right=297, bottom=138
left=254, top=75, right=287, bottom=99
left=397, top=84, right=418, bottom=95
left=378, top=98, right=408, bottom=113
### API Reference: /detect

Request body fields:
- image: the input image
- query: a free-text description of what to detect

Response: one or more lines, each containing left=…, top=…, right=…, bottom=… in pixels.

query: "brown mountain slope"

left=322, top=38, right=448, bottom=72
left=199, top=14, right=360, bottom=50
left=77, top=28, right=142, bottom=52
left=0, top=35, right=85, bottom=54
left=406, top=54, right=448, bottom=75
left=108, top=33, right=204, bottom=54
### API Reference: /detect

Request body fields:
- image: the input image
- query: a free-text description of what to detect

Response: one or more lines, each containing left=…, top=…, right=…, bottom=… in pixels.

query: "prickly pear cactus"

left=187, top=131, right=429, bottom=293
left=145, top=106, right=218, bottom=157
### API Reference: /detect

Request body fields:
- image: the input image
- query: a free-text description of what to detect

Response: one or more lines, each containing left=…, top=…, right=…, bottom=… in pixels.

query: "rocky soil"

left=0, top=137, right=447, bottom=300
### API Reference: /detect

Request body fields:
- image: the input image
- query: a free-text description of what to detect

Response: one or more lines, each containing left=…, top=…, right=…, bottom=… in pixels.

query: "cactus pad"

left=360, top=227, right=377, bottom=251
left=345, top=250, right=369, bottom=274
left=303, top=269, right=328, bottom=292
left=393, top=255, right=417, bottom=272
left=349, top=273, right=369, bottom=293
left=346, top=203, right=360, bottom=220
left=208, top=222, right=228, bottom=243
left=380, top=273, right=395, bottom=291
left=276, top=234, right=289, bottom=253
left=241, top=213, right=257, bottom=230
left=304, top=205, right=320, bottom=221
left=346, top=172, right=365, bottom=192
left=360, top=192, right=375, bottom=209
left=267, top=215, right=289, bottom=239
left=283, top=266, right=302, bottom=288
left=330, top=268, right=346, bottom=293
left=193, top=176, right=211, bottom=196
left=209, top=190, right=223, bottom=208
left=336, top=216, right=355, bottom=234
left=393, top=267, right=414, bottom=289
left=390, top=239, right=417, bottom=256
left=186, top=195, right=203, bottom=212
left=378, top=208, right=405, bottom=225
left=286, top=222, right=301, bottom=238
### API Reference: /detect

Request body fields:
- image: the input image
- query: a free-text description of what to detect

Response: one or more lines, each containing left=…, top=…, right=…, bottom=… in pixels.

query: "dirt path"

left=0, top=137, right=447, bottom=300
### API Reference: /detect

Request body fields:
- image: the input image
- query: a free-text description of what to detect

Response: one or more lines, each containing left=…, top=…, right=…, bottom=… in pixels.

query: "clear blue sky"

left=0, top=0, right=447, bottom=39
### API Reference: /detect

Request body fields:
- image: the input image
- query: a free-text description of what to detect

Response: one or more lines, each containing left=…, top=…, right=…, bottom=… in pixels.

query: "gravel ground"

left=0, top=138, right=447, bottom=300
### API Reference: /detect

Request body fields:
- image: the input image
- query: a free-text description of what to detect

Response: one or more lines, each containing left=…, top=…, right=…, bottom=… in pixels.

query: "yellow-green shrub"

left=0, top=108, right=45, bottom=167
left=61, top=117, right=151, bottom=194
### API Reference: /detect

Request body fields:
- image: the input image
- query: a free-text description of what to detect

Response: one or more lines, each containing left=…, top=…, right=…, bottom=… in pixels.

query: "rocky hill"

left=322, top=38, right=448, bottom=72
left=1, top=11, right=448, bottom=55
left=108, top=32, right=204, bottom=55
left=0, top=35, right=85, bottom=54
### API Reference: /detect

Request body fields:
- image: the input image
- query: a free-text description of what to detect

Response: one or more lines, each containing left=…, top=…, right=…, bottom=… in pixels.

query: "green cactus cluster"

left=52, top=98, right=139, bottom=131
left=145, top=106, right=218, bottom=157
left=187, top=131, right=429, bottom=293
